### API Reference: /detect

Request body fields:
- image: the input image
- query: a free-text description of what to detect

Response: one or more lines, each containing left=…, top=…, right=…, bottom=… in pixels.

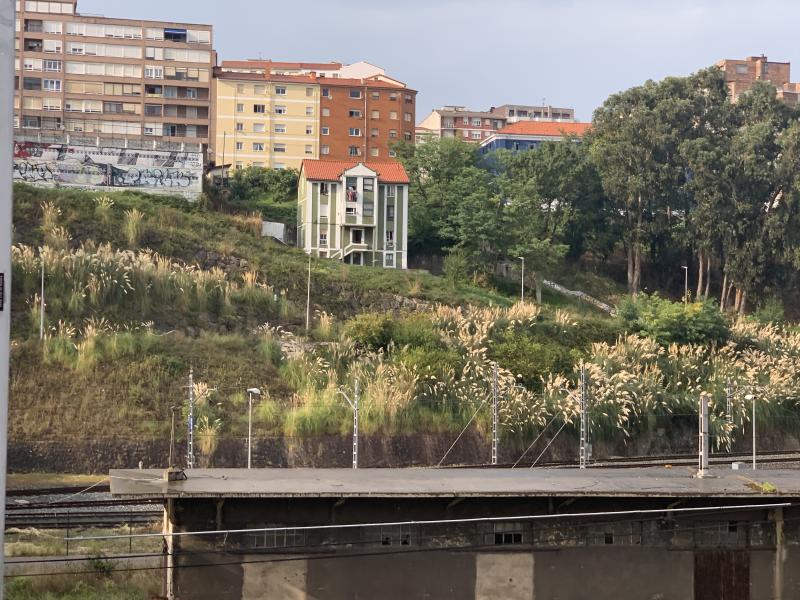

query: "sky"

left=79, top=0, right=800, bottom=122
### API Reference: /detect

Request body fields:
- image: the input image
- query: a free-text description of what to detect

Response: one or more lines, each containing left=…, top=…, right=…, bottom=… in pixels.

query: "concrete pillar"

left=774, top=507, right=785, bottom=600
left=164, top=499, right=175, bottom=600
left=475, top=553, right=534, bottom=600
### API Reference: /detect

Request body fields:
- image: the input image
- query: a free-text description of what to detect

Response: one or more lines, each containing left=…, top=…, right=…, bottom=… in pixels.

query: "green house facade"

left=298, top=160, right=409, bottom=269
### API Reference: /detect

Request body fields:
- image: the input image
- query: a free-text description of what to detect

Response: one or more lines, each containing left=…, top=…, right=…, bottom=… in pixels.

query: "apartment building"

left=212, top=60, right=417, bottom=166
left=716, top=55, right=800, bottom=105
left=417, top=107, right=506, bottom=143
left=297, top=159, right=409, bottom=269
left=212, top=69, right=319, bottom=170
left=480, top=121, right=591, bottom=154
left=490, top=104, right=575, bottom=123
left=14, top=0, right=214, bottom=150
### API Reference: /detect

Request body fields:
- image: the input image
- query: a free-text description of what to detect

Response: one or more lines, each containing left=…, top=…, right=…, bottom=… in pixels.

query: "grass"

left=5, top=573, right=159, bottom=600
left=5, top=525, right=161, bottom=557
left=6, top=474, right=105, bottom=491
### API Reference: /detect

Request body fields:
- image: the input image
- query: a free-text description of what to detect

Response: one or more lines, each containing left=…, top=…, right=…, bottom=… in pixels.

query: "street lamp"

left=681, top=265, right=688, bottom=306
left=246, top=388, right=261, bottom=469
left=517, top=257, right=525, bottom=303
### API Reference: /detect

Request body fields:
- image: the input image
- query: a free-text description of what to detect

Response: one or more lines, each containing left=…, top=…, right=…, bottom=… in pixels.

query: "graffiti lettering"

left=13, top=161, right=54, bottom=183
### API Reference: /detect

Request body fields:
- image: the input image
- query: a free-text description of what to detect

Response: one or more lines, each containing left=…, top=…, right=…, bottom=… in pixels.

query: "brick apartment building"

left=490, top=103, right=575, bottom=123
left=211, top=60, right=417, bottom=166
left=14, top=0, right=215, bottom=150
left=716, top=55, right=800, bottom=106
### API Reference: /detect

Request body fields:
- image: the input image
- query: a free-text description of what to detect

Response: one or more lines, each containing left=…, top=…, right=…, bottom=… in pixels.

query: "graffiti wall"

left=13, top=141, right=203, bottom=199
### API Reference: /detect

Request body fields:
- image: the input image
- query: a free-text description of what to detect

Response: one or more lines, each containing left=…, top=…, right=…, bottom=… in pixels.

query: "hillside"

left=8, top=184, right=800, bottom=472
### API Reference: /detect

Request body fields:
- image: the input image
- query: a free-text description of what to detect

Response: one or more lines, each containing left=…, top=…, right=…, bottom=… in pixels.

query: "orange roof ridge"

left=497, top=121, right=592, bottom=136
left=301, top=160, right=409, bottom=184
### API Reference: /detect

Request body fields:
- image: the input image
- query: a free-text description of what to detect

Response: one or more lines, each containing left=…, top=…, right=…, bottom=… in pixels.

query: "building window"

left=385, top=253, right=394, bottom=267
left=349, top=109, right=362, bottom=118
left=236, top=84, right=245, bottom=93
left=253, top=143, right=264, bottom=151
left=321, top=127, right=329, bottom=135
left=236, top=103, right=244, bottom=113
left=389, top=92, right=397, bottom=101
left=274, top=163, right=286, bottom=170
left=321, top=145, right=330, bottom=155
left=387, top=205, right=395, bottom=220
left=320, top=182, right=329, bottom=195
left=349, top=146, right=361, bottom=156
left=273, top=144, right=286, bottom=153
left=253, top=123, right=265, bottom=133
left=493, top=523, right=524, bottom=545
left=235, top=142, right=243, bottom=151
left=235, top=161, right=243, bottom=169
left=319, top=232, right=328, bottom=246
left=387, top=186, right=396, bottom=199
left=274, top=124, right=286, bottom=133
left=363, top=178, right=374, bottom=192
left=405, top=113, right=412, bottom=122
left=371, top=110, right=380, bottom=119
left=388, top=150, right=397, bottom=157
left=405, top=94, right=413, bottom=104
left=371, top=128, right=379, bottom=137
left=306, top=106, right=314, bottom=116
left=471, top=118, right=482, bottom=126
left=306, top=87, right=314, bottom=97
left=349, top=128, right=361, bottom=136
left=372, top=91, right=380, bottom=100
left=275, top=86, right=286, bottom=95
left=254, top=104, right=266, bottom=113
left=43, top=79, right=61, bottom=91
left=349, top=89, right=362, bottom=99
left=370, top=148, right=379, bottom=157
left=253, top=162, right=264, bottom=168
left=386, top=230, right=394, bottom=242
left=305, top=144, right=313, bottom=155
left=390, top=111, right=398, bottom=120
left=404, top=132, right=412, bottom=141
left=735, top=64, right=748, bottom=75
left=306, top=125, right=313, bottom=135
left=389, top=129, right=397, bottom=138
left=236, top=122, right=244, bottom=131
left=254, top=84, right=266, bottom=94
left=351, top=229, right=364, bottom=244
left=322, top=87, right=330, bottom=97
left=346, top=206, right=357, bottom=215
left=471, top=131, right=481, bottom=140
left=44, top=59, right=61, bottom=72
left=275, top=106, right=287, bottom=114
left=322, top=108, right=330, bottom=117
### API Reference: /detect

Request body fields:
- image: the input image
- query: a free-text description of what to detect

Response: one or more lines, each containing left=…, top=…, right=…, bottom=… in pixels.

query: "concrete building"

left=417, top=106, right=506, bottom=143
left=212, top=68, right=319, bottom=170
left=491, top=103, right=575, bottom=123
left=297, top=159, right=409, bottom=268
left=14, top=0, right=214, bottom=150
left=111, top=467, right=800, bottom=600
left=480, top=121, right=591, bottom=154
left=716, top=55, right=800, bottom=106
left=211, top=60, right=417, bottom=165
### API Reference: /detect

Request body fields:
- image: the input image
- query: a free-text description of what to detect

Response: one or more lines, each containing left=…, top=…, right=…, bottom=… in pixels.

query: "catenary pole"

left=187, top=367, right=195, bottom=469
left=305, top=255, right=311, bottom=331
left=491, top=363, right=498, bottom=465
left=39, top=258, right=44, bottom=340
left=0, top=0, right=16, bottom=595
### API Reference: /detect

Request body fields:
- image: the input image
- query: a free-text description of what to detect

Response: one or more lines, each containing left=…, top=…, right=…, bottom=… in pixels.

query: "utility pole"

left=187, top=367, right=195, bottom=469
left=579, top=365, right=588, bottom=469
left=0, top=0, right=14, bottom=594
left=246, top=388, right=261, bottom=469
left=698, top=393, right=709, bottom=477
left=491, top=363, right=499, bottom=466
left=751, top=392, right=757, bottom=470
left=168, top=406, right=178, bottom=469
left=682, top=266, right=689, bottom=305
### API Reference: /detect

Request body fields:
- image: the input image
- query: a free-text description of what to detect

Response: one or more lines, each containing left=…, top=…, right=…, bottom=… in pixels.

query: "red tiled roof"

left=220, top=60, right=343, bottom=70
left=301, top=160, right=409, bottom=184
left=497, top=121, right=592, bottom=137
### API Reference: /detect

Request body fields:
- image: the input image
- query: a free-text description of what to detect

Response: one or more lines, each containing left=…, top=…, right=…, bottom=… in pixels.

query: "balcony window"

left=319, top=232, right=328, bottom=246
left=164, top=28, right=187, bottom=43
left=144, top=104, right=163, bottom=116
left=24, top=38, right=43, bottom=52
left=254, top=104, right=266, bottom=114
left=349, top=109, right=362, bottom=118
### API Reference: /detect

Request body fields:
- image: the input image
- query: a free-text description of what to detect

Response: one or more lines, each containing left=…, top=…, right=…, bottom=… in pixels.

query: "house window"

left=305, top=144, right=313, bottom=155
left=351, top=229, right=363, bottom=243
left=390, top=111, right=398, bottom=120
left=235, top=142, right=243, bottom=151
left=387, top=205, right=395, bottom=220
left=254, top=104, right=266, bottom=113
left=275, top=86, right=286, bottom=95
left=236, top=103, right=244, bottom=113
left=389, top=129, right=397, bottom=138
left=404, top=113, right=412, bottom=122
left=349, top=128, right=361, bottom=136
left=736, top=64, right=748, bottom=75
left=322, top=87, right=330, bottom=97
left=385, top=253, right=394, bottom=267
left=322, top=108, right=330, bottom=116
left=44, top=59, right=61, bottom=72
left=306, top=125, right=313, bottom=135
left=349, top=89, right=362, bottom=99
left=371, top=128, right=379, bottom=137
left=306, top=106, right=314, bottom=116
left=349, top=109, right=362, bottom=118
left=319, top=232, right=328, bottom=246
left=253, top=143, right=264, bottom=151
left=372, top=91, right=380, bottom=100
left=235, top=161, right=243, bottom=169
left=43, top=79, right=61, bottom=91
left=348, top=146, right=361, bottom=156
left=404, top=132, right=412, bottom=141
left=273, top=144, right=286, bottom=153
left=471, top=131, right=482, bottom=140
left=389, top=92, right=397, bottom=101
left=321, top=127, right=329, bottom=135
left=306, top=87, right=314, bottom=97
left=405, top=94, right=413, bottom=104
left=371, top=110, right=379, bottom=119
left=185, top=88, right=198, bottom=99
left=320, top=182, right=329, bottom=195
left=253, top=123, right=265, bottom=133
left=471, top=118, right=481, bottom=126
left=386, top=230, right=394, bottom=242
left=321, top=145, right=330, bottom=155
left=254, top=84, right=266, bottom=94
left=346, top=206, right=357, bottom=215
left=275, top=105, right=287, bottom=114
left=235, top=122, right=244, bottom=131
left=387, top=185, right=396, bottom=199
left=274, top=124, right=286, bottom=133
left=388, top=150, right=396, bottom=157
left=370, top=148, right=379, bottom=157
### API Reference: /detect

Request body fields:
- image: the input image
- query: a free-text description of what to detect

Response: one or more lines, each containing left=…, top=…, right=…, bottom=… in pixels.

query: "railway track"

left=5, top=496, right=162, bottom=530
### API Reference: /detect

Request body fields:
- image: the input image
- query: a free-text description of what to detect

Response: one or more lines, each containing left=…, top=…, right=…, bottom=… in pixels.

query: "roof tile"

left=301, top=160, right=409, bottom=184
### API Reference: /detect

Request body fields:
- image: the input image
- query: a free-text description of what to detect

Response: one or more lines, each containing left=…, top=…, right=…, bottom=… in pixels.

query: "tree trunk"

left=704, top=254, right=712, bottom=299
left=627, top=246, right=635, bottom=295
left=696, top=251, right=704, bottom=299
left=739, top=291, right=747, bottom=315
left=535, top=279, right=542, bottom=305
left=720, top=271, right=728, bottom=311
left=734, top=287, right=742, bottom=313
left=726, top=282, right=736, bottom=311
left=632, top=244, right=642, bottom=296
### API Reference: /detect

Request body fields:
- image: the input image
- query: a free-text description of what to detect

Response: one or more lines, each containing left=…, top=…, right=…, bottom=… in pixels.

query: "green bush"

left=753, top=297, right=785, bottom=325
left=391, top=314, right=442, bottom=349
left=393, top=345, right=462, bottom=378
left=489, top=331, right=574, bottom=389
left=618, top=294, right=730, bottom=346
left=344, top=313, right=393, bottom=351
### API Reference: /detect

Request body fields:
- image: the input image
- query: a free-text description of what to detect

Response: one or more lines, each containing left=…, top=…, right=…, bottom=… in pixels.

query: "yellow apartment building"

left=212, top=69, right=320, bottom=170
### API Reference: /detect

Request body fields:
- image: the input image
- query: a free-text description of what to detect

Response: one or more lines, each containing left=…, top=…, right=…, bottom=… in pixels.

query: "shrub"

left=442, top=250, right=468, bottom=289
left=618, top=294, right=729, bottom=346
left=753, top=297, right=785, bottom=325
left=490, top=331, right=574, bottom=389
left=344, top=313, right=393, bottom=351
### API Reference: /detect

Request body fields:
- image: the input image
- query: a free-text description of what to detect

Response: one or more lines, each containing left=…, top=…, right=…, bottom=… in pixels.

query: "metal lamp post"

left=682, top=265, right=688, bottom=305
left=517, top=257, right=525, bottom=303
left=246, top=388, right=261, bottom=469
left=337, top=381, right=360, bottom=469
